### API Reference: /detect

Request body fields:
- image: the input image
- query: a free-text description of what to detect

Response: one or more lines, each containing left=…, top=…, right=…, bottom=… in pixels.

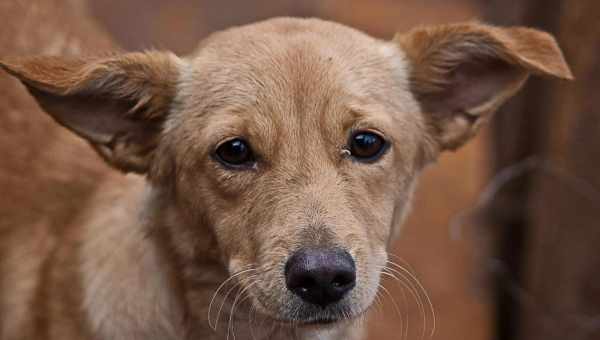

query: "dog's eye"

left=215, top=138, right=254, bottom=167
left=349, top=131, right=387, bottom=161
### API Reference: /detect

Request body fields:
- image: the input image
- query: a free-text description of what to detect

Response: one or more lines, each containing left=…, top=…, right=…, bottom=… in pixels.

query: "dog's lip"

left=299, top=316, right=341, bottom=325
left=261, top=305, right=363, bottom=327
left=251, top=298, right=354, bottom=326
left=249, top=285, right=368, bottom=326
left=267, top=314, right=346, bottom=328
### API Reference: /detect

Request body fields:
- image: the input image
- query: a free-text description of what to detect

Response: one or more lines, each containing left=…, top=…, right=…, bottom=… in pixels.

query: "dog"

left=0, top=17, right=572, bottom=340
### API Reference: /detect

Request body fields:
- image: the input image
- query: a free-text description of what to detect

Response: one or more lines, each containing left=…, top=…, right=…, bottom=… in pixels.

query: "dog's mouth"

left=250, top=295, right=365, bottom=328
left=306, top=317, right=338, bottom=325
left=294, top=308, right=360, bottom=326
left=266, top=310, right=358, bottom=328
left=298, top=315, right=342, bottom=326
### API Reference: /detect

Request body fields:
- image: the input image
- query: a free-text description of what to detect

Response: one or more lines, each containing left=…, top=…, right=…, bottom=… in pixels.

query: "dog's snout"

left=285, top=248, right=356, bottom=308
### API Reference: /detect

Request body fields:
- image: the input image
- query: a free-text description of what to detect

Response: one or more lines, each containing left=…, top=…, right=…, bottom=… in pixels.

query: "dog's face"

left=166, top=19, right=426, bottom=323
left=1, top=18, right=571, bottom=326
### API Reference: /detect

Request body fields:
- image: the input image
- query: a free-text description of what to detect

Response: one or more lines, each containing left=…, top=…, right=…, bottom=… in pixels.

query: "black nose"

left=285, top=248, right=356, bottom=308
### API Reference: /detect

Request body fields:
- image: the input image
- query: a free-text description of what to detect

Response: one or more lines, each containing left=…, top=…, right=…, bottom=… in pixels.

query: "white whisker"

left=208, top=266, right=256, bottom=330
left=227, top=280, right=258, bottom=340
left=379, top=275, right=407, bottom=338
left=382, top=267, right=425, bottom=338
left=387, top=259, right=436, bottom=338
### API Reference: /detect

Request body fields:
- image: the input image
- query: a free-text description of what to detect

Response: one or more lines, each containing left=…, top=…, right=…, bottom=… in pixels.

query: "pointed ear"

left=0, top=51, right=182, bottom=173
left=395, top=22, right=573, bottom=151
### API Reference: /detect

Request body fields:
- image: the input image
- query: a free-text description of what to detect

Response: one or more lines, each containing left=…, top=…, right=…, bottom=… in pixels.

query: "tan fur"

left=0, top=18, right=571, bottom=340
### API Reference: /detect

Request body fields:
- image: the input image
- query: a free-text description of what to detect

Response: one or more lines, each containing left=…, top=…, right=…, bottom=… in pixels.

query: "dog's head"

left=1, top=18, right=571, bottom=326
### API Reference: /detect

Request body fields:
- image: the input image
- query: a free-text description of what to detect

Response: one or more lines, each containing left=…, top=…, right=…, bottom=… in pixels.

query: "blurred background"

left=1, top=1, right=598, bottom=339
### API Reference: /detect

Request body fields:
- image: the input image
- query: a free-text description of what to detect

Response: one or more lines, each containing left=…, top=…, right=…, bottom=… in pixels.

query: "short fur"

left=0, top=18, right=572, bottom=340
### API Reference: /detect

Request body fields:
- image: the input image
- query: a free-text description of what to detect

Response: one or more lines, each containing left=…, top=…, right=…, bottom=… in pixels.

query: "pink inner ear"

left=441, top=58, right=525, bottom=114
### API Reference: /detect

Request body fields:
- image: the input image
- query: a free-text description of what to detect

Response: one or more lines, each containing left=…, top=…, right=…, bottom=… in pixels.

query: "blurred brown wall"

left=483, top=1, right=600, bottom=340
left=89, top=1, right=492, bottom=340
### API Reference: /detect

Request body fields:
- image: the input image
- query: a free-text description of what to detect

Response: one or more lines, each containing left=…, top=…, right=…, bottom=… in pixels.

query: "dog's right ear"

left=0, top=52, right=182, bottom=173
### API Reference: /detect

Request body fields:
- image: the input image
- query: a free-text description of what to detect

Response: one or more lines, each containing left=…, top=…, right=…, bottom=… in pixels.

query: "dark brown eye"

left=349, top=131, right=387, bottom=161
left=215, top=138, right=254, bottom=167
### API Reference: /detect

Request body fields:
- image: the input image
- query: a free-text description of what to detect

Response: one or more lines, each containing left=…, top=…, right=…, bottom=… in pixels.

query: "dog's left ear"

left=0, top=52, right=181, bottom=173
left=395, top=22, right=573, bottom=151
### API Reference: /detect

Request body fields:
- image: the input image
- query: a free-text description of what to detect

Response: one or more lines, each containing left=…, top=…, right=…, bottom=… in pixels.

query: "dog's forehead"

left=179, top=18, right=413, bottom=117
left=195, top=17, right=381, bottom=60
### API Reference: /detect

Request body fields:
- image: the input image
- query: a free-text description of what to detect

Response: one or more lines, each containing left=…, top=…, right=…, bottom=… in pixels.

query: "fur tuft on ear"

left=0, top=52, right=182, bottom=173
left=395, top=22, right=573, bottom=151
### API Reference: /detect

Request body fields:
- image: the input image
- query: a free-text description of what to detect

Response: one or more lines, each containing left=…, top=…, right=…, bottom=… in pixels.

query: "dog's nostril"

left=285, top=248, right=356, bottom=308
left=332, top=273, right=353, bottom=288
left=290, top=275, right=316, bottom=291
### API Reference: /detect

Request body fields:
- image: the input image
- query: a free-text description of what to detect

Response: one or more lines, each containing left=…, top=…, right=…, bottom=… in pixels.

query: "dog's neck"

left=79, top=178, right=362, bottom=340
